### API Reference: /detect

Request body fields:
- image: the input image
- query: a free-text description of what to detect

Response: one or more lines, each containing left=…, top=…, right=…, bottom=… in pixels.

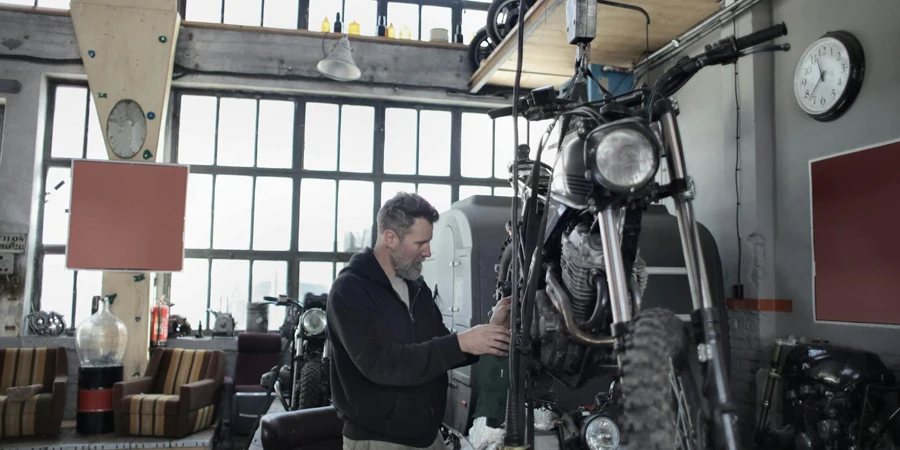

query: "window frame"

left=31, top=80, right=529, bottom=332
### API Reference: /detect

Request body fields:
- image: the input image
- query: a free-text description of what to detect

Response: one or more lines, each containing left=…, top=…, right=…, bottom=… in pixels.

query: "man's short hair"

left=377, top=192, right=440, bottom=240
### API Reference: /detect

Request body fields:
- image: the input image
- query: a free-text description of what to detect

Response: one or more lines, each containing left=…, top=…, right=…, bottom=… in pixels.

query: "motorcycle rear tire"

left=619, top=308, right=706, bottom=450
left=298, top=360, right=327, bottom=410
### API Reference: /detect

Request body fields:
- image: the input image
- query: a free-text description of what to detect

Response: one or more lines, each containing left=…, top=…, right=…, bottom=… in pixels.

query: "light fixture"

left=317, top=35, right=361, bottom=82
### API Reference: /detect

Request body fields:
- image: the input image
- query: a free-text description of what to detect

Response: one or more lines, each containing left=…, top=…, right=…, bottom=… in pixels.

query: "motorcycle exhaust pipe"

left=545, top=267, right=614, bottom=347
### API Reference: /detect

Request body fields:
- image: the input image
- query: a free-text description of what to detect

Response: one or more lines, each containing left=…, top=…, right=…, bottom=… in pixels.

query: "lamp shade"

left=317, top=36, right=361, bottom=82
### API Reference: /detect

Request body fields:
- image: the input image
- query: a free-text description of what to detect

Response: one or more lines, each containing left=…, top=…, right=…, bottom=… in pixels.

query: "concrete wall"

left=771, top=0, right=900, bottom=364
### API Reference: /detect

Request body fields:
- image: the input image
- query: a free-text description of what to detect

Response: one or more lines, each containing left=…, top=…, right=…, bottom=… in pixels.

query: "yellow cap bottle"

left=321, top=16, right=331, bottom=33
left=387, top=23, right=396, bottom=38
left=400, top=25, right=411, bottom=40
left=349, top=20, right=360, bottom=35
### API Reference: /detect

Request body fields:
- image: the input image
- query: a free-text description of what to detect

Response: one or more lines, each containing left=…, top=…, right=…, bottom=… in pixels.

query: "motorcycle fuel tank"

left=782, top=341, right=896, bottom=390
left=549, top=136, right=592, bottom=209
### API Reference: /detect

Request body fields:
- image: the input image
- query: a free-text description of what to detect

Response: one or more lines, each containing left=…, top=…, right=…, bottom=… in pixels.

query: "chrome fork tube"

left=597, top=207, right=631, bottom=325
left=660, top=111, right=714, bottom=310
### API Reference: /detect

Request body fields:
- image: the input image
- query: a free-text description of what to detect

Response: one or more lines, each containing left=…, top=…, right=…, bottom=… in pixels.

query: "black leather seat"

left=260, top=405, right=343, bottom=450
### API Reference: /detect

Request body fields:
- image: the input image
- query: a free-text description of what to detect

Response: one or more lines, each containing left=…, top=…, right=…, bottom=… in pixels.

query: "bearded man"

left=327, top=192, right=512, bottom=450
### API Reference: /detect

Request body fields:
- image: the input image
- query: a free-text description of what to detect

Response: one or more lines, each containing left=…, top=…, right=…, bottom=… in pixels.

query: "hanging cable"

left=733, top=18, right=743, bottom=296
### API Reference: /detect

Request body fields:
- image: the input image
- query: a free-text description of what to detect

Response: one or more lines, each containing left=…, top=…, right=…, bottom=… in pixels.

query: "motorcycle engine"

left=532, top=223, right=648, bottom=387
left=787, top=383, right=866, bottom=450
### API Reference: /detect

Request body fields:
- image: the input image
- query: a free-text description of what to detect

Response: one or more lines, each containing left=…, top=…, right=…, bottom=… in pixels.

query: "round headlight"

left=584, top=415, right=620, bottom=450
left=585, top=118, right=660, bottom=193
left=301, top=308, right=327, bottom=335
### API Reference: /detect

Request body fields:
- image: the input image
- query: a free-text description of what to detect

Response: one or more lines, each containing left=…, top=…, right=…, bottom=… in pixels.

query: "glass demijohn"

left=75, top=296, right=128, bottom=367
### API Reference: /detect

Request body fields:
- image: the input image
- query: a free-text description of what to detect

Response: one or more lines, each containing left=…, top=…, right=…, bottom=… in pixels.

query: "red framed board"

left=810, top=138, right=900, bottom=325
left=65, top=159, right=188, bottom=272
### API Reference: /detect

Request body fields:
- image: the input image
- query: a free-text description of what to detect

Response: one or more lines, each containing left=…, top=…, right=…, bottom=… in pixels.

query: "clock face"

left=793, top=31, right=865, bottom=121
left=793, top=37, right=850, bottom=115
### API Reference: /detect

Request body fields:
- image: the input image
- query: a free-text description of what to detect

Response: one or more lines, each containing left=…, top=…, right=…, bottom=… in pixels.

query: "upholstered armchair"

left=0, top=347, right=68, bottom=438
left=112, top=348, right=225, bottom=438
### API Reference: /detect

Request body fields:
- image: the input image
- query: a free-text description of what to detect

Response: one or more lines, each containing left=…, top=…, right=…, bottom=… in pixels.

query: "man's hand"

left=457, top=324, right=510, bottom=357
left=489, top=296, right=511, bottom=329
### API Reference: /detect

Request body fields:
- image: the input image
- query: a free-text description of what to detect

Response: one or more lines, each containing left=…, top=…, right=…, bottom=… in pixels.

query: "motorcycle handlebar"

left=734, top=22, right=787, bottom=51
left=488, top=105, right=514, bottom=119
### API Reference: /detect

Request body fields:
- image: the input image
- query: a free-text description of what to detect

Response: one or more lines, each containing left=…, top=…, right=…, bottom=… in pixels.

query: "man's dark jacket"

left=327, top=248, right=478, bottom=447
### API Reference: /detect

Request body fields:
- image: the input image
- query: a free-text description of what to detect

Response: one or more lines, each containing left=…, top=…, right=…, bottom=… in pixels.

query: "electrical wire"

left=733, top=19, right=742, bottom=289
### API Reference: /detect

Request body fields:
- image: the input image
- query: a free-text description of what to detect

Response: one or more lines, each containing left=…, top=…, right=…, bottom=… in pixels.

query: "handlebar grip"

left=263, top=296, right=278, bottom=302
left=487, top=106, right=514, bottom=119
left=734, top=22, right=787, bottom=51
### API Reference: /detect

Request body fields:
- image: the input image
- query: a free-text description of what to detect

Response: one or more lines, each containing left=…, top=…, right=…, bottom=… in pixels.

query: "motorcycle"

left=755, top=338, right=900, bottom=450
left=488, top=2, right=792, bottom=448
left=263, top=293, right=331, bottom=411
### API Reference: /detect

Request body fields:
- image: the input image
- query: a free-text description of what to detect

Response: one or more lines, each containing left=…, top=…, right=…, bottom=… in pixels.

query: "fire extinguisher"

left=151, top=299, right=169, bottom=347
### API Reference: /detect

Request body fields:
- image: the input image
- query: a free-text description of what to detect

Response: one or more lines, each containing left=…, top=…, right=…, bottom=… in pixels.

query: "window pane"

left=251, top=261, right=287, bottom=331
left=186, top=0, right=222, bottom=23
left=304, top=103, right=338, bottom=171
left=213, top=175, right=253, bottom=249
left=308, top=0, right=334, bottom=32
left=37, top=0, right=68, bottom=10
left=39, top=255, right=73, bottom=325
left=339, top=105, right=374, bottom=173
left=210, top=259, right=249, bottom=330
left=86, top=96, right=108, bottom=160
left=257, top=100, right=294, bottom=169
left=494, top=187, right=514, bottom=197
left=4, top=0, right=36, bottom=5
left=217, top=98, right=256, bottom=167
left=381, top=182, right=416, bottom=206
left=384, top=108, right=417, bottom=175
left=74, top=270, right=102, bottom=328
left=263, top=0, right=298, bottom=29
left=461, top=112, right=492, bottom=178
left=529, top=118, right=559, bottom=164
left=253, top=177, right=292, bottom=251
left=51, top=86, right=86, bottom=159
left=298, top=179, right=336, bottom=251
left=387, top=3, right=419, bottom=40
left=335, top=262, right=346, bottom=275
left=224, top=0, right=261, bottom=26
left=344, top=0, right=377, bottom=36
left=459, top=185, right=491, bottom=201
left=299, top=262, right=334, bottom=297
left=462, top=9, right=488, bottom=45
left=419, top=110, right=451, bottom=176
left=337, top=181, right=373, bottom=252
left=417, top=184, right=451, bottom=214
left=177, top=95, right=217, bottom=165
left=494, top=116, right=528, bottom=178
left=184, top=173, right=213, bottom=249
left=171, top=258, right=209, bottom=329
left=42, top=167, right=71, bottom=245
left=420, top=6, right=451, bottom=42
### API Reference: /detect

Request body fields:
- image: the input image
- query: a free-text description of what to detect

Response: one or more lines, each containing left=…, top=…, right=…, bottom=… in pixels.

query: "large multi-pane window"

left=33, top=82, right=552, bottom=333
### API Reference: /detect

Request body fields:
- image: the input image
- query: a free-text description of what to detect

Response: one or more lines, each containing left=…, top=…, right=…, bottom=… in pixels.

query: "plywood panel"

left=471, top=0, right=720, bottom=92
left=810, top=139, right=900, bottom=325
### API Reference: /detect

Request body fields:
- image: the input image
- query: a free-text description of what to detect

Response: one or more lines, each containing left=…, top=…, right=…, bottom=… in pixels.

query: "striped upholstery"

left=113, top=348, right=225, bottom=438
left=0, top=347, right=67, bottom=438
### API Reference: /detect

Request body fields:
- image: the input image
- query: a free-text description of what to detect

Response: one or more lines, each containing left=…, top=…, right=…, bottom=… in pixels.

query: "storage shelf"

left=469, top=0, right=720, bottom=93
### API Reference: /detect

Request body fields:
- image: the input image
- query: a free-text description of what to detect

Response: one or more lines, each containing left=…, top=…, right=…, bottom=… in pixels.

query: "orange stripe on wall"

left=726, top=298, right=793, bottom=312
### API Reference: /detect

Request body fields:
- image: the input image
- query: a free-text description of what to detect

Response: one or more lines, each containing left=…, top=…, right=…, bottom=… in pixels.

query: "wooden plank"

left=469, top=0, right=720, bottom=92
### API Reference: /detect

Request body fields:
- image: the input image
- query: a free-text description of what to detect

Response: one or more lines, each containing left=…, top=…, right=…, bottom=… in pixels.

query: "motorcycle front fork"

left=596, top=110, right=740, bottom=450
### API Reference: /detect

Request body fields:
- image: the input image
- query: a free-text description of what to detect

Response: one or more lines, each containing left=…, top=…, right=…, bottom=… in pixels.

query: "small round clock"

left=793, top=31, right=865, bottom=122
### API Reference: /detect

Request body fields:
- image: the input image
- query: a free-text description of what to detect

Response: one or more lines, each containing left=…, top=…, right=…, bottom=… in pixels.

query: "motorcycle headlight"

left=584, top=415, right=620, bottom=450
left=301, top=308, right=327, bottom=335
left=585, top=118, right=660, bottom=193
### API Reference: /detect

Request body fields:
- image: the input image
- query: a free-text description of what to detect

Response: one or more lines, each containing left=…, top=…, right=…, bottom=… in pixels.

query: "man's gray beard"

left=389, top=246, right=423, bottom=280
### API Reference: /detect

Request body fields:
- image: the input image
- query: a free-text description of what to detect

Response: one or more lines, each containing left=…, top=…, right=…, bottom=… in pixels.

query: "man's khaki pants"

left=343, top=433, right=446, bottom=450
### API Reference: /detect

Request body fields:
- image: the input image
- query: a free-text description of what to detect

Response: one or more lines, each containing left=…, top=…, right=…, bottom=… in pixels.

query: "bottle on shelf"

left=377, top=16, right=386, bottom=37
left=349, top=20, right=360, bottom=35
left=399, top=25, right=411, bottom=40
left=321, top=16, right=331, bottom=33
left=454, top=24, right=463, bottom=43
left=387, top=23, right=396, bottom=38
left=334, top=12, right=343, bottom=34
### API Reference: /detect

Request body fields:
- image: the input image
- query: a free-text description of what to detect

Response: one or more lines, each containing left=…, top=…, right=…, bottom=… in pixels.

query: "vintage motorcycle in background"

left=263, top=293, right=331, bottom=410
left=755, top=338, right=900, bottom=450
left=487, top=0, right=792, bottom=448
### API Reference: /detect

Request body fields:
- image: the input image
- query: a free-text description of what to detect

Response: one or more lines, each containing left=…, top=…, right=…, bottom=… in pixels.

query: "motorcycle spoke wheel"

left=619, top=308, right=705, bottom=450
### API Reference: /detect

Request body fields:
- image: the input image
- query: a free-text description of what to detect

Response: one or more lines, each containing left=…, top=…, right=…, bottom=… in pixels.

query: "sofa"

left=0, top=347, right=68, bottom=438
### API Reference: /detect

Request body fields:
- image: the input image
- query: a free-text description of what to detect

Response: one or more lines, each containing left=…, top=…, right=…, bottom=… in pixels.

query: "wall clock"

left=793, top=31, right=865, bottom=122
